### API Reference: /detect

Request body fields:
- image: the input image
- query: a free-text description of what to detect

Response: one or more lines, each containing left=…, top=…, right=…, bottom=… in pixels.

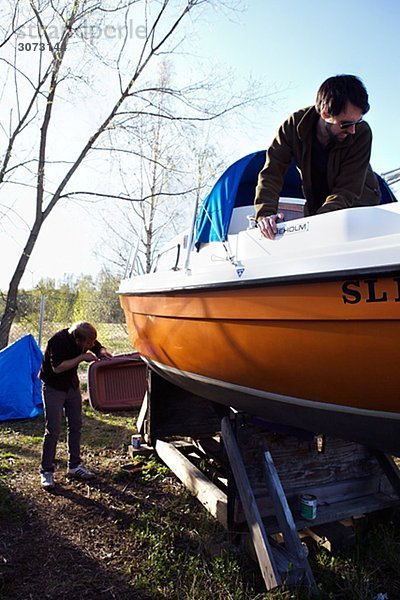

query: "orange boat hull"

left=120, top=274, right=400, bottom=454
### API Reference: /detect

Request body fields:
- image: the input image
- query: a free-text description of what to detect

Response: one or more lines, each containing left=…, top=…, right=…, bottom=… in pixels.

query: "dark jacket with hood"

left=254, top=106, right=381, bottom=220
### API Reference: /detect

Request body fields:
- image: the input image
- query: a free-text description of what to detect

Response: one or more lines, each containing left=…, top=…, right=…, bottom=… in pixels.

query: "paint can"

left=299, top=494, right=317, bottom=520
left=131, top=434, right=141, bottom=449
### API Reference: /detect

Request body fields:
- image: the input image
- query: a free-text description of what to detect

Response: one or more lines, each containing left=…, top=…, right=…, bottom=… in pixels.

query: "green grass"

left=310, top=519, right=400, bottom=599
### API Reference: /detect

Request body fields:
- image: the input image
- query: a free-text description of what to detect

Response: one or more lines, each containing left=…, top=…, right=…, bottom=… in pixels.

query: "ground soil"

left=3, top=409, right=400, bottom=600
left=0, top=411, right=227, bottom=600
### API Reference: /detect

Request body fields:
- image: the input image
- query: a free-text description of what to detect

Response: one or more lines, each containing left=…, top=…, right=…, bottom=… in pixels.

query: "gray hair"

left=68, top=321, right=97, bottom=342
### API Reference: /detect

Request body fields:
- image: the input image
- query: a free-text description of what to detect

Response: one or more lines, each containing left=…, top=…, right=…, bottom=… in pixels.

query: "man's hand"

left=258, top=212, right=284, bottom=240
left=53, top=351, right=99, bottom=373
left=99, top=348, right=113, bottom=360
left=81, top=350, right=99, bottom=363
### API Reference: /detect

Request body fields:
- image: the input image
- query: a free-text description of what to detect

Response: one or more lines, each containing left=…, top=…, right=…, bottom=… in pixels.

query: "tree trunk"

left=0, top=220, right=43, bottom=349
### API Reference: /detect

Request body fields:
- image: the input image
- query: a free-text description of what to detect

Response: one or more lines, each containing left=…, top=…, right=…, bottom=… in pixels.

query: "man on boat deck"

left=255, top=74, right=381, bottom=239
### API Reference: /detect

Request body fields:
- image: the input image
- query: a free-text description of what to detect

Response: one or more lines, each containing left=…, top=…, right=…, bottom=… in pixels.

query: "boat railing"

left=152, top=243, right=181, bottom=273
left=123, top=223, right=145, bottom=280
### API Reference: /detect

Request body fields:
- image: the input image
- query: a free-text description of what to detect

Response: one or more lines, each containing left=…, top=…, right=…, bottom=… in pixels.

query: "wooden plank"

left=268, top=542, right=313, bottom=587
left=155, top=439, right=227, bottom=527
left=243, top=534, right=310, bottom=588
left=240, top=430, right=382, bottom=493
left=221, top=417, right=281, bottom=590
left=128, top=443, right=154, bottom=458
left=304, top=521, right=356, bottom=552
left=291, top=475, right=392, bottom=502
left=262, top=447, right=316, bottom=590
left=181, top=449, right=228, bottom=492
left=262, top=492, right=399, bottom=534
left=234, top=474, right=397, bottom=524
left=191, top=436, right=224, bottom=462
left=232, top=420, right=398, bottom=526
left=373, top=451, right=400, bottom=497
left=136, top=390, right=149, bottom=439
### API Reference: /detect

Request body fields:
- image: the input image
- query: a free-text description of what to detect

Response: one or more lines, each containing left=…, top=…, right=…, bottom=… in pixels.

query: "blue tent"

left=0, top=334, right=43, bottom=421
left=195, top=150, right=397, bottom=247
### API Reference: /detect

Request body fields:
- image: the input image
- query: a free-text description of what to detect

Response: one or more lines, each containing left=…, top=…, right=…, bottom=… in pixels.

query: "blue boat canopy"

left=194, top=150, right=397, bottom=248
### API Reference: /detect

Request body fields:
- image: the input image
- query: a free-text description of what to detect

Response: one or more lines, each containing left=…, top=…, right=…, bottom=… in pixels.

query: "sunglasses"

left=339, top=118, right=363, bottom=130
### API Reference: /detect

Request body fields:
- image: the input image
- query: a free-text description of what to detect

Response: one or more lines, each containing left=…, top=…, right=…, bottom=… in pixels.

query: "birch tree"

left=98, top=58, right=225, bottom=276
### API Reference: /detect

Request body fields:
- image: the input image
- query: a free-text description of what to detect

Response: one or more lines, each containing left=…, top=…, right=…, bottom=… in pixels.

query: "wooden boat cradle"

left=133, top=370, right=400, bottom=592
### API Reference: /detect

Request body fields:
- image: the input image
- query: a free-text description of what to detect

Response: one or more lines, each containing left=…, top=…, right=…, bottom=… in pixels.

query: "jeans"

left=40, top=384, right=82, bottom=472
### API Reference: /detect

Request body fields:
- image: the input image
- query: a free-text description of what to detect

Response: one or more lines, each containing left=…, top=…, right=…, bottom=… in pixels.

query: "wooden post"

left=373, top=451, right=400, bottom=497
left=262, top=444, right=317, bottom=590
left=137, top=390, right=149, bottom=441
left=221, top=417, right=281, bottom=590
left=155, top=439, right=227, bottom=527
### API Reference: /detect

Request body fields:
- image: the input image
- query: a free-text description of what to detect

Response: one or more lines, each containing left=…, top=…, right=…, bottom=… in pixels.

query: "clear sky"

left=197, top=0, right=400, bottom=172
left=1, top=0, right=399, bottom=290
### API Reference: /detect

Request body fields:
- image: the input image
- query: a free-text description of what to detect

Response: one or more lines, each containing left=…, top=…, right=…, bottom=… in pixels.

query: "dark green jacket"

left=254, top=106, right=381, bottom=220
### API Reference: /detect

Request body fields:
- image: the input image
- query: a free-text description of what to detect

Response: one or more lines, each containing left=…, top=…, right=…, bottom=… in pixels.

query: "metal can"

left=131, top=434, right=141, bottom=449
left=299, top=494, right=317, bottom=520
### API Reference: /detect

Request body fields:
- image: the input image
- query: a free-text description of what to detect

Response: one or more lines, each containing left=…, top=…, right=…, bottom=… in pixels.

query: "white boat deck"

left=119, top=202, right=400, bottom=294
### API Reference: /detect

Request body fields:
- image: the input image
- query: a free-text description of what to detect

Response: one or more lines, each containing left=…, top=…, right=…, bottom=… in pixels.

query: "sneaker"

left=40, top=471, right=55, bottom=490
left=67, top=464, right=95, bottom=480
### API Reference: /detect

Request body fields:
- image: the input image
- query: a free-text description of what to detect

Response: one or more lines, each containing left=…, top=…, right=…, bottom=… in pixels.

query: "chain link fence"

left=7, top=291, right=133, bottom=355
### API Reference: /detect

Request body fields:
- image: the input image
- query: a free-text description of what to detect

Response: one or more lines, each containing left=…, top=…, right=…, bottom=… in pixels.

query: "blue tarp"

left=194, top=151, right=303, bottom=247
left=195, top=150, right=397, bottom=247
left=194, top=151, right=260, bottom=247
left=0, top=334, right=43, bottom=421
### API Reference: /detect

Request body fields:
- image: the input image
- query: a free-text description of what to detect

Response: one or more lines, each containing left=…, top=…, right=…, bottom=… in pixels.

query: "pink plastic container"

left=88, top=353, right=147, bottom=412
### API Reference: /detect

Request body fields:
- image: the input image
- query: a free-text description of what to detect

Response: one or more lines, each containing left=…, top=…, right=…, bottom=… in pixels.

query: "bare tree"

left=97, top=58, right=226, bottom=276
left=0, top=0, right=262, bottom=348
left=118, top=60, right=185, bottom=275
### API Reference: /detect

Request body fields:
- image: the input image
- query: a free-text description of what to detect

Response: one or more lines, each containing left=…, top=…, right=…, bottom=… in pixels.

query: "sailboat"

left=119, top=151, right=400, bottom=456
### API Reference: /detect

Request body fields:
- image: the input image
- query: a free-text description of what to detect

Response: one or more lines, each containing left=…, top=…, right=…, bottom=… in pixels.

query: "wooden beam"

left=136, top=390, right=149, bottom=440
left=303, top=521, right=356, bottom=553
left=155, top=439, right=227, bottom=527
left=373, top=451, right=400, bottom=497
left=221, top=417, right=281, bottom=590
left=262, top=445, right=316, bottom=590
